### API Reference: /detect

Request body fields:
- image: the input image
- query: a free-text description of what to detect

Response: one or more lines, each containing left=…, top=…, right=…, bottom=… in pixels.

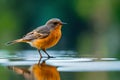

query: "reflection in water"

left=1, top=50, right=120, bottom=80
left=8, top=58, right=60, bottom=80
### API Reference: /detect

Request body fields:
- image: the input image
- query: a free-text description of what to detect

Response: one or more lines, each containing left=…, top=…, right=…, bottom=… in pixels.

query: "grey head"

left=45, top=18, right=66, bottom=30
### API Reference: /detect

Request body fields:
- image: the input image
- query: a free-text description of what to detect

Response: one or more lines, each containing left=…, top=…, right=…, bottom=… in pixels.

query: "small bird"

left=7, top=18, right=66, bottom=58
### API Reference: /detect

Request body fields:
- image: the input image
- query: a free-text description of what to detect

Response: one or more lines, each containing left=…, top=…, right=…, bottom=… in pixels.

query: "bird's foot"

left=48, top=56, right=55, bottom=58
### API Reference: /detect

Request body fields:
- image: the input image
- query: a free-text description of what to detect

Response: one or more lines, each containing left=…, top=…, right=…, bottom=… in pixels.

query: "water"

left=0, top=50, right=120, bottom=80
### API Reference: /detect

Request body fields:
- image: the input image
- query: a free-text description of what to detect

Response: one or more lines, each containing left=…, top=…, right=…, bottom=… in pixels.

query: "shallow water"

left=0, top=50, right=120, bottom=80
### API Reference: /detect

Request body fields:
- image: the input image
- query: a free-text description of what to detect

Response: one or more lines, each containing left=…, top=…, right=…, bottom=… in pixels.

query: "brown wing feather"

left=22, top=26, right=50, bottom=41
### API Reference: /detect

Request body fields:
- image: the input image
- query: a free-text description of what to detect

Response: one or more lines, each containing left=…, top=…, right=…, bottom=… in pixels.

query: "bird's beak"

left=61, top=22, right=67, bottom=25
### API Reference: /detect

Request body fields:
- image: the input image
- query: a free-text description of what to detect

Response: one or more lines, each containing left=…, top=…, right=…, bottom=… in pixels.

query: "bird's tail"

left=6, top=39, right=23, bottom=45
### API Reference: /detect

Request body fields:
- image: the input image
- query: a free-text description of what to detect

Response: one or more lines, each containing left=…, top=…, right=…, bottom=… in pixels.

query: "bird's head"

left=46, top=18, right=66, bottom=30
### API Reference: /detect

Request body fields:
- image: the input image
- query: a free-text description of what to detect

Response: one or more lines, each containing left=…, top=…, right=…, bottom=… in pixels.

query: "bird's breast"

left=32, top=26, right=62, bottom=49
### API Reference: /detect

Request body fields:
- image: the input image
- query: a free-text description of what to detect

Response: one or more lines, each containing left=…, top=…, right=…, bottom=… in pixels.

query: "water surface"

left=0, top=50, right=120, bottom=80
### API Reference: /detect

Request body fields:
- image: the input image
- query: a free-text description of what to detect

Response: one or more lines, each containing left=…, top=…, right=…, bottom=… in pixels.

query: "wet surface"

left=0, top=50, right=120, bottom=80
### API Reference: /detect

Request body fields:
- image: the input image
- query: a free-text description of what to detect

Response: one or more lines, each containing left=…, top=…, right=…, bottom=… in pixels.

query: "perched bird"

left=7, top=18, right=66, bottom=58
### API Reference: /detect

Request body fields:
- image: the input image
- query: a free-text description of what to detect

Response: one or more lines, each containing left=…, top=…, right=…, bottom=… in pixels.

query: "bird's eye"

left=53, top=22, right=58, bottom=25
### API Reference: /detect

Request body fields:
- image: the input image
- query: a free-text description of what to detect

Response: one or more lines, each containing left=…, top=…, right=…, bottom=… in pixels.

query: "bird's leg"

left=38, top=57, right=42, bottom=65
left=42, top=49, right=52, bottom=58
left=38, top=49, right=42, bottom=58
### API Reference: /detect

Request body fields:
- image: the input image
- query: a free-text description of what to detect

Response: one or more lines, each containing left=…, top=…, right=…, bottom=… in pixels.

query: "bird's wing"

left=22, top=26, right=50, bottom=41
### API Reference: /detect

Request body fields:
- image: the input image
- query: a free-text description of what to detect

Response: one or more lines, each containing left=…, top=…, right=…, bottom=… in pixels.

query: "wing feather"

left=22, top=26, right=50, bottom=41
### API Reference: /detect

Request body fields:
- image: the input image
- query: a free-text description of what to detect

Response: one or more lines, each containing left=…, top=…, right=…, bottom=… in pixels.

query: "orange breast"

left=32, top=26, right=62, bottom=49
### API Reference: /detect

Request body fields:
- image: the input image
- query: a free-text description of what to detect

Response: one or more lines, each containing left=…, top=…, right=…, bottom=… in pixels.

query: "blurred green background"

left=0, top=0, right=120, bottom=58
left=0, top=0, right=120, bottom=80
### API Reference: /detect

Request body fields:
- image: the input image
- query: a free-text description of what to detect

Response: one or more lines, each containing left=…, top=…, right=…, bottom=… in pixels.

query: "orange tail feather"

left=6, top=39, right=23, bottom=45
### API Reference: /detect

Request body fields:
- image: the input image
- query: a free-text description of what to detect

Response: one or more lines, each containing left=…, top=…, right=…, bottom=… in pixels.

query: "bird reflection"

left=8, top=58, right=60, bottom=80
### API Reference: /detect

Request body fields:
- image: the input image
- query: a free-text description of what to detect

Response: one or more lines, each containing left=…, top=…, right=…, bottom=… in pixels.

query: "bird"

left=7, top=18, right=66, bottom=58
